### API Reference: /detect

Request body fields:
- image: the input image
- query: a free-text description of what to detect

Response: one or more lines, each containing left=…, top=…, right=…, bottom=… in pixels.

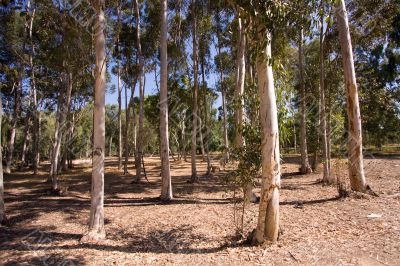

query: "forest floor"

left=1, top=154, right=400, bottom=266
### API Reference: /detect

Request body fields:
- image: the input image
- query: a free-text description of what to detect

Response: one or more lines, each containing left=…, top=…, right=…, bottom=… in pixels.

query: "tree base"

left=80, top=230, right=106, bottom=244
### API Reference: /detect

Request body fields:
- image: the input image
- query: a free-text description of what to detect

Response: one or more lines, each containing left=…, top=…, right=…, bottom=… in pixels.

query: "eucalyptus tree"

left=3, top=3, right=25, bottom=174
left=232, top=0, right=287, bottom=243
left=190, top=0, right=199, bottom=182
left=233, top=9, right=246, bottom=149
left=81, top=0, right=106, bottom=242
left=335, top=0, right=368, bottom=191
left=134, top=0, right=145, bottom=182
left=159, top=0, right=173, bottom=200
left=213, top=6, right=231, bottom=160
left=287, top=0, right=315, bottom=174
left=318, top=1, right=333, bottom=183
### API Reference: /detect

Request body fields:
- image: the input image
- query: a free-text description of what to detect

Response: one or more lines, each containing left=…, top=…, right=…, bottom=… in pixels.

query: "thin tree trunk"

left=50, top=89, right=64, bottom=190
left=160, top=0, right=173, bottom=200
left=61, top=74, right=73, bottom=172
left=50, top=72, right=71, bottom=190
left=298, top=28, right=312, bottom=174
left=28, top=1, right=39, bottom=174
left=190, top=1, right=198, bottom=182
left=134, top=0, right=145, bottom=182
left=5, top=73, right=22, bottom=174
left=124, top=72, right=130, bottom=175
left=198, top=119, right=206, bottom=161
left=116, top=1, right=122, bottom=170
left=181, top=114, right=187, bottom=162
left=234, top=15, right=245, bottom=148
left=335, top=0, right=367, bottom=192
left=216, top=10, right=229, bottom=160
left=81, top=1, right=106, bottom=242
left=200, top=55, right=211, bottom=175
left=20, top=117, right=31, bottom=167
left=253, top=32, right=281, bottom=244
left=0, top=89, right=6, bottom=224
left=319, top=11, right=332, bottom=184
left=117, top=64, right=122, bottom=168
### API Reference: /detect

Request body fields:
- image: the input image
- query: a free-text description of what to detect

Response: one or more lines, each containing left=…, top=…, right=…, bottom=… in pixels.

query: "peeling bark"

left=336, top=0, right=367, bottom=192
left=254, top=33, right=281, bottom=244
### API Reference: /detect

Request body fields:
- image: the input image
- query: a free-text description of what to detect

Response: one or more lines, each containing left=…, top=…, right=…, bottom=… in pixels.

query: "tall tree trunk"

left=134, top=0, right=145, bottom=182
left=28, top=2, right=39, bottom=174
left=160, top=0, right=173, bottom=200
left=298, top=28, right=312, bottom=174
left=50, top=72, right=71, bottom=190
left=319, top=11, right=332, bottom=184
left=200, top=55, right=211, bottom=175
left=335, top=0, right=367, bottom=192
left=61, top=74, right=73, bottom=172
left=124, top=69, right=130, bottom=175
left=216, top=10, right=229, bottom=160
left=190, top=1, right=198, bottom=182
left=234, top=15, right=245, bottom=148
left=0, top=89, right=6, bottom=224
left=81, top=1, right=106, bottom=241
left=5, top=73, right=22, bottom=174
left=117, top=2, right=122, bottom=170
left=253, top=33, right=281, bottom=244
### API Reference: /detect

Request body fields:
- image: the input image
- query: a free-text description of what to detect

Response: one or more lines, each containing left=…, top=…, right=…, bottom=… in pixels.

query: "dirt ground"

left=0, top=154, right=399, bottom=266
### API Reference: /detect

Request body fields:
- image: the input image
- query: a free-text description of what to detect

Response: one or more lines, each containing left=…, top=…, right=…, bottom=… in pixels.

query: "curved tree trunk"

left=335, top=0, right=367, bottom=192
left=81, top=1, right=106, bottom=242
left=160, top=0, right=173, bottom=201
left=298, top=28, right=312, bottom=174
left=253, top=33, right=281, bottom=244
left=190, top=1, right=198, bottom=183
left=134, top=0, right=145, bottom=182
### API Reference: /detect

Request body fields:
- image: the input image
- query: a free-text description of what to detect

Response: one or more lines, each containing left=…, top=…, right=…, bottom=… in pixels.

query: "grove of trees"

left=0, top=0, right=399, bottom=246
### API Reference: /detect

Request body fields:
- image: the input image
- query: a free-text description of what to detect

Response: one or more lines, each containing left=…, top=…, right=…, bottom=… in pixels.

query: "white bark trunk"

left=117, top=4, right=122, bottom=170
left=298, top=28, right=312, bottom=174
left=191, top=2, right=198, bottom=182
left=134, top=0, right=145, bottom=182
left=254, top=33, right=281, bottom=244
left=319, top=13, right=332, bottom=184
left=82, top=1, right=106, bottom=241
left=234, top=16, right=245, bottom=148
left=335, top=0, right=367, bottom=192
left=160, top=0, right=173, bottom=200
